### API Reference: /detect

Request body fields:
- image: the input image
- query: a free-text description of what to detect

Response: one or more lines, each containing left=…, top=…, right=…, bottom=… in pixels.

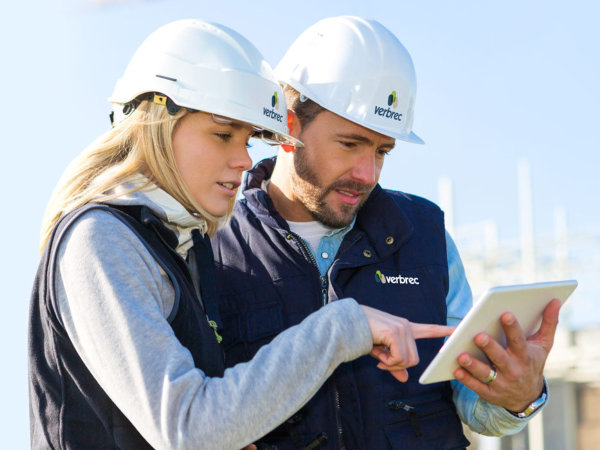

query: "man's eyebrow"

left=336, top=133, right=396, bottom=149
left=381, top=141, right=396, bottom=150
left=336, top=133, right=374, bottom=145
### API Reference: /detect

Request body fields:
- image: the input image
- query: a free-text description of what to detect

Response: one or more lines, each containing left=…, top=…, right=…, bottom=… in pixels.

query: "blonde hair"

left=40, top=101, right=230, bottom=253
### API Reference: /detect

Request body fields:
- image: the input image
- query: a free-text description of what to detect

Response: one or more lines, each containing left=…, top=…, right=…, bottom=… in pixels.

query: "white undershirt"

left=287, top=220, right=335, bottom=256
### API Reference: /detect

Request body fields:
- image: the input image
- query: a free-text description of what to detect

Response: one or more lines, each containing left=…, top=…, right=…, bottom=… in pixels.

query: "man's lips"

left=335, top=188, right=362, bottom=205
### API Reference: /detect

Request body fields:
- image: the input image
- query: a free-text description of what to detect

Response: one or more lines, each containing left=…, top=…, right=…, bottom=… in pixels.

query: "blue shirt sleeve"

left=445, top=230, right=544, bottom=436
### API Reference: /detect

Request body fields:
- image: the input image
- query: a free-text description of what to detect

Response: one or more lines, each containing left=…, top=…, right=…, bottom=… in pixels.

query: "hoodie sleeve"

left=55, top=209, right=372, bottom=450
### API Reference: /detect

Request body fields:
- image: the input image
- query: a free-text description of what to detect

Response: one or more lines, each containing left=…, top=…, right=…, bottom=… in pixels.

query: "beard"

left=291, top=146, right=372, bottom=228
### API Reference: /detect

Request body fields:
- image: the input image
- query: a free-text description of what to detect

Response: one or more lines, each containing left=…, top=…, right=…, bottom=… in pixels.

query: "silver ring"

left=482, top=367, right=497, bottom=384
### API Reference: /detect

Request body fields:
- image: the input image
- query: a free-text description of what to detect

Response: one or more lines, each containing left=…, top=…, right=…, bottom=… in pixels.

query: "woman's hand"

left=360, top=305, right=456, bottom=382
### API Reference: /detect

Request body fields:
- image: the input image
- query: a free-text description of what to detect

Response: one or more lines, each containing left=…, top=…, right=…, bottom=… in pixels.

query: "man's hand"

left=360, top=305, right=456, bottom=382
left=453, top=298, right=561, bottom=412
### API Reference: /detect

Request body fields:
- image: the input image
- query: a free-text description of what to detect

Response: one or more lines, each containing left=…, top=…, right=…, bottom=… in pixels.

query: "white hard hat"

left=275, top=16, right=423, bottom=144
left=110, top=19, right=299, bottom=146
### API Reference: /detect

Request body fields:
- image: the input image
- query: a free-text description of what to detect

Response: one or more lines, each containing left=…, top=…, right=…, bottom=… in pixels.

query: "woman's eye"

left=215, top=132, right=232, bottom=142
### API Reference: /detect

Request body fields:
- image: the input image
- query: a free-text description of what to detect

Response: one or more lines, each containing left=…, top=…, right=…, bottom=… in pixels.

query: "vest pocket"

left=245, top=302, right=284, bottom=343
left=221, top=301, right=284, bottom=365
left=384, top=407, right=470, bottom=449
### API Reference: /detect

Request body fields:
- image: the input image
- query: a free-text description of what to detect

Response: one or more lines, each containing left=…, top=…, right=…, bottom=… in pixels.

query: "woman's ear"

left=281, top=110, right=300, bottom=153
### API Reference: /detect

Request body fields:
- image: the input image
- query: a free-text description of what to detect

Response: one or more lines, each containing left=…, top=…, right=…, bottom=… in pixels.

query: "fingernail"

left=479, top=335, right=489, bottom=346
left=462, top=356, right=471, bottom=366
left=455, top=371, right=464, bottom=380
left=504, top=314, right=515, bottom=325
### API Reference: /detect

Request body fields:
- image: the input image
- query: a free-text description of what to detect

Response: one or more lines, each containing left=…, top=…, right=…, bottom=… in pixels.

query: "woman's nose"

left=231, top=143, right=253, bottom=172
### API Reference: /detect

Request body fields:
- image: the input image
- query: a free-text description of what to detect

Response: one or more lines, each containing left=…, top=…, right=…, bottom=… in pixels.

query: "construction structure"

left=439, top=160, right=600, bottom=450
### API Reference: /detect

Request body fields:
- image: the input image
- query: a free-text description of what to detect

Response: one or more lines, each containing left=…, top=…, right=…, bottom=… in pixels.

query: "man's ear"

left=281, top=110, right=301, bottom=153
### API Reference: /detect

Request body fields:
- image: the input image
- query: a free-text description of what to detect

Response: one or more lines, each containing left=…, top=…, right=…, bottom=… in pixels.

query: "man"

left=213, top=16, right=557, bottom=449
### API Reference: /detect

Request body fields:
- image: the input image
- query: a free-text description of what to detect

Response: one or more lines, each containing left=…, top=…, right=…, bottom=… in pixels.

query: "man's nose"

left=350, top=151, right=377, bottom=186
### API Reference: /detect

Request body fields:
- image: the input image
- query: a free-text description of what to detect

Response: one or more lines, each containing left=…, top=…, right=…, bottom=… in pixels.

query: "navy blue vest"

left=29, top=204, right=224, bottom=449
left=213, top=159, right=469, bottom=449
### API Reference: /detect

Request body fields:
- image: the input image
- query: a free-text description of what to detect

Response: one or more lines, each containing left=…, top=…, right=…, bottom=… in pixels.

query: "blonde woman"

left=28, top=19, right=454, bottom=450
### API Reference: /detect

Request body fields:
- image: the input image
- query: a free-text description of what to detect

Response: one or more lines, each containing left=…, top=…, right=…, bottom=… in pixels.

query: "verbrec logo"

left=263, top=91, right=283, bottom=123
left=388, top=90, right=398, bottom=108
left=375, top=270, right=419, bottom=285
left=373, top=90, right=403, bottom=122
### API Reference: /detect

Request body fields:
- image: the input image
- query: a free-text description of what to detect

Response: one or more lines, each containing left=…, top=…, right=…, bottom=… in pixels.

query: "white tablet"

left=419, top=279, right=578, bottom=384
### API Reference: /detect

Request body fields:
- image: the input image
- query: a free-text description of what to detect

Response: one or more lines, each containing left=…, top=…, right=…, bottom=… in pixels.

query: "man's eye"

left=339, top=141, right=357, bottom=148
left=246, top=141, right=253, bottom=149
left=377, top=149, right=391, bottom=157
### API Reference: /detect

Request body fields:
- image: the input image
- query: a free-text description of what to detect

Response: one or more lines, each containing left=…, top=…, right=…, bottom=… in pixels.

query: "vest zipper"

left=334, top=384, right=344, bottom=449
left=150, top=222, right=222, bottom=344
left=286, top=231, right=328, bottom=305
left=287, top=231, right=346, bottom=450
left=207, top=319, right=223, bottom=343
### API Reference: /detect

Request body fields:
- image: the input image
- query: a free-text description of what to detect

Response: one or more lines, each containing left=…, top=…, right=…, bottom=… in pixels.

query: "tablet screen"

left=419, top=280, right=578, bottom=384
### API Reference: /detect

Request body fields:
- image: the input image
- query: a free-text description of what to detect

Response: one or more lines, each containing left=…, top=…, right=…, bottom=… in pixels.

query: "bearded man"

left=212, top=16, right=555, bottom=449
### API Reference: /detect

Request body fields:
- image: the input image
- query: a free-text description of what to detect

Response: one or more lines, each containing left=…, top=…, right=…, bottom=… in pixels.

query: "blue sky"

left=2, top=0, right=598, bottom=444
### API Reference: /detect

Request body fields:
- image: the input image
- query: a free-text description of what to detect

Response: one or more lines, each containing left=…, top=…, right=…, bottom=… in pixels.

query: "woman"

left=29, top=19, right=453, bottom=449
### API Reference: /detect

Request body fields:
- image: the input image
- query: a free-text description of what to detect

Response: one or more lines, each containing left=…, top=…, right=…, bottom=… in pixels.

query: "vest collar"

left=242, top=157, right=291, bottom=230
left=101, top=174, right=208, bottom=258
left=243, top=158, right=415, bottom=258
left=354, top=185, right=415, bottom=261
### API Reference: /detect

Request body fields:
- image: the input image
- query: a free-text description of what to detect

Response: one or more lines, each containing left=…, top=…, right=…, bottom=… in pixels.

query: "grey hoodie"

left=54, top=182, right=372, bottom=450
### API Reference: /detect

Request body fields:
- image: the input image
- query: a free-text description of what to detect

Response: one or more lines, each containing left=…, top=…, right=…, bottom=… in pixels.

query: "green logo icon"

left=271, top=92, right=279, bottom=109
left=208, top=320, right=222, bottom=344
left=375, top=270, right=386, bottom=284
left=387, top=91, right=398, bottom=108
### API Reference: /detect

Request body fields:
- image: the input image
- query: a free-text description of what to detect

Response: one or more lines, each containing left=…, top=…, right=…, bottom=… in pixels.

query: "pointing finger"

left=410, top=323, right=456, bottom=340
